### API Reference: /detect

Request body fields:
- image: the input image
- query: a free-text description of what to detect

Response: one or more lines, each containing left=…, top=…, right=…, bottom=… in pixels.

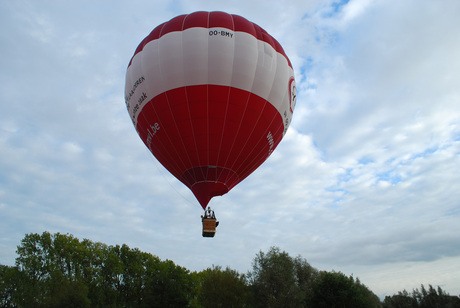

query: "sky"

left=1, top=0, right=459, bottom=299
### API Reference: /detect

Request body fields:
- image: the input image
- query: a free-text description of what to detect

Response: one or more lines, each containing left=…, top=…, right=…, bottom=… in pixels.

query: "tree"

left=11, top=232, right=197, bottom=307
left=142, top=258, right=193, bottom=307
left=293, top=255, right=319, bottom=306
left=15, top=231, right=56, bottom=306
left=248, top=246, right=318, bottom=308
left=42, top=272, right=90, bottom=308
left=307, top=271, right=381, bottom=308
left=117, top=244, right=145, bottom=306
left=383, top=290, right=418, bottom=308
left=0, top=265, right=21, bottom=307
left=9, top=232, right=460, bottom=308
left=197, top=265, right=250, bottom=308
left=383, top=285, right=460, bottom=308
left=416, top=284, right=455, bottom=308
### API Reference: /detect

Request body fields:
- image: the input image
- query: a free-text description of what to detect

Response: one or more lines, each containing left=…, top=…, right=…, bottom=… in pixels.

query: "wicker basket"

left=202, top=219, right=217, bottom=237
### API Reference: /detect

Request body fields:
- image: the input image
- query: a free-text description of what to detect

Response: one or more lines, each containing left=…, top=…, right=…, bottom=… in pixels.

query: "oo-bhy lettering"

left=209, top=30, right=234, bottom=38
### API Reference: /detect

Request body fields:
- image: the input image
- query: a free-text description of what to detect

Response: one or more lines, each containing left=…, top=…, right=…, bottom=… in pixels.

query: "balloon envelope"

left=125, top=11, right=296, bottom=209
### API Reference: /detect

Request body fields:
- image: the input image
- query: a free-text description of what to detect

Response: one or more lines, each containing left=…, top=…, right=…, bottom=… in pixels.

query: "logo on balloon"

left=289, top=77, right=297, bottom=114
left=267, top=131, right=275, bottom=157
left=146, top=123, right=160, bottom=149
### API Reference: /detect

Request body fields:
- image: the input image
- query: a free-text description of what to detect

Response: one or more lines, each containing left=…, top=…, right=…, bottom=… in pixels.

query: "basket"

left=202, top=219, right=217, bottom=237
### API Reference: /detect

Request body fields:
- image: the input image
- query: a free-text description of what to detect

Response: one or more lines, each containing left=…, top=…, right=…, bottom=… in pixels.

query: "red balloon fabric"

left=125, top=11, right=296, bottom=209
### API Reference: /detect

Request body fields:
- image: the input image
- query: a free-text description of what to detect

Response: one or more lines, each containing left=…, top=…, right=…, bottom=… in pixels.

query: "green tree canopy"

left=248, top=246, right=318, bottom=307
left=9, top=232, right=192, bottom=307
left=2, top=232, right=457, bottom=307
left=383, top=285, right=460, bottom=308
left=197, top=265, right=250, bottom=308
left=308, top=270, right=381, bottom=308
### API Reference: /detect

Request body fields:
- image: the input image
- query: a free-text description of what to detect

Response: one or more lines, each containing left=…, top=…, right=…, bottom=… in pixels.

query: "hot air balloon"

left=125, top=11, right=296, bottom=236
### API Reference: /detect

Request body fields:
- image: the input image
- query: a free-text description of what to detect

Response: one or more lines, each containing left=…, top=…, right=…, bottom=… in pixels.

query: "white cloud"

left=341, top=0, right=373, bottom=24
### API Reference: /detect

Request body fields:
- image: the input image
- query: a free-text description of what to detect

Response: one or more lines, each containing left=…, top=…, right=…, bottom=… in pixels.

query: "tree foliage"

left=1, top=233, right=457, bottom=307
left=248, top=246, right=318, bottom=307
left=4, top=232, right=192, bottom=307
left=196, top=265, right=249, bottom=308
left=383, top=285, right=460, bottom=308
left=307, top=270, right=381, bottom=308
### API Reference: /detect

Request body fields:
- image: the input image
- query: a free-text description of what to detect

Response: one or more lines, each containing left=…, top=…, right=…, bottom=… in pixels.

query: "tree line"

left=0, top=232, right=458, bottom=307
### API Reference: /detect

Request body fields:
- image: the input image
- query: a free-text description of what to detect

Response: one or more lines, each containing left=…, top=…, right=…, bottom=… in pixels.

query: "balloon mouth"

left=181, top=166, right=239, bottom=209
left=190, top=182, right=228, bottom=209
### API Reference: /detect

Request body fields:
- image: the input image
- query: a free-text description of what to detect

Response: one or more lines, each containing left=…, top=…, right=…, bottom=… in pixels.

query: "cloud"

left=1, top=0, right=460, bottom=299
